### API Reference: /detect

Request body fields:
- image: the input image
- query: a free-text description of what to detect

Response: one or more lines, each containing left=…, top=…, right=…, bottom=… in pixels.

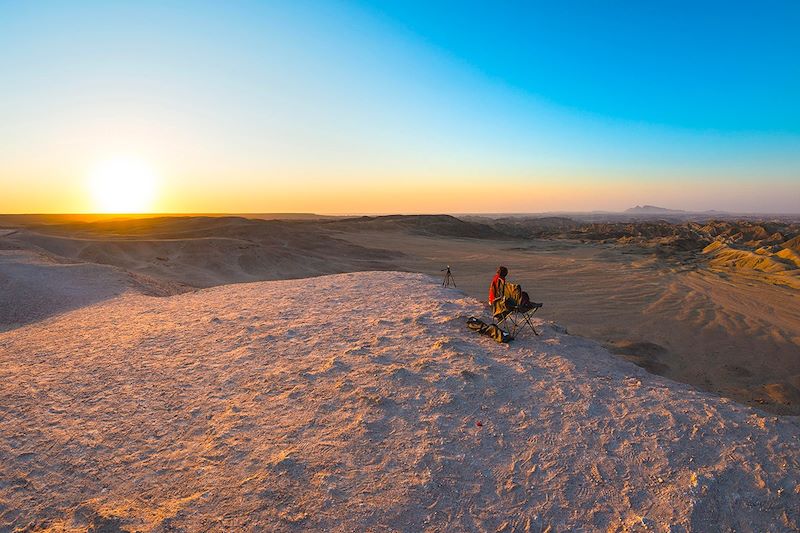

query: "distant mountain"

left=625, top=205, right=686, bottom=214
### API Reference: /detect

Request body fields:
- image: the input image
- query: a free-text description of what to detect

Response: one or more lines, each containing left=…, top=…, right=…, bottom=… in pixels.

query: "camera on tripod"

left=441, top=265, right=456, bottom=287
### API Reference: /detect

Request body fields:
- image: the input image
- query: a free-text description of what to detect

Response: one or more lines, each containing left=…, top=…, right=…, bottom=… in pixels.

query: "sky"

left=1, top=0, right=798, bottom=214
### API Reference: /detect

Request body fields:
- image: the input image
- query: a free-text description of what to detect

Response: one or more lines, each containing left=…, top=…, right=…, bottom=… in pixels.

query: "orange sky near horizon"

left=4, top=165, right=797, bottom=215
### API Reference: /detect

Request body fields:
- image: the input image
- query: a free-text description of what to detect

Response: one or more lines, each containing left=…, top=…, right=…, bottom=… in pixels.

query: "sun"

left=87, top=157, right=159, bottom=213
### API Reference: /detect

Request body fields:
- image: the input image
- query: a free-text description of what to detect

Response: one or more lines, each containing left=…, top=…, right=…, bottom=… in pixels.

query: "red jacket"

left=488, top=274, right=505, bottom=304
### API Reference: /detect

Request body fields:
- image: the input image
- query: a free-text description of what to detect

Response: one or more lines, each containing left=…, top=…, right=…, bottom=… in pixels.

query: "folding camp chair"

left=493, top=302, right=542, bottom=340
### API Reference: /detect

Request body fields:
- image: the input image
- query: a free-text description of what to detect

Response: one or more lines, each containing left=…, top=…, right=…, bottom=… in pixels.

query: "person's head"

left=497, top=266, right=508, bottom=279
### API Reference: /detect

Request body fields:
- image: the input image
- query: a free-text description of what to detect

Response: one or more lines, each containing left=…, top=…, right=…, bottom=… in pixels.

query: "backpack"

left=466, top=317, right=510, bottom=344
left=492, top=282, right=531, bottom=317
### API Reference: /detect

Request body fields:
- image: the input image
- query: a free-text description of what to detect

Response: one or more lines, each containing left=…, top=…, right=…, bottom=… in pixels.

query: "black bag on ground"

left=466, top=317, right=510, bottom=344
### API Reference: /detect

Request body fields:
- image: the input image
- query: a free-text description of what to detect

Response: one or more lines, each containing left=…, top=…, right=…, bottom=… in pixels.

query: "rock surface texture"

left=0, top=272, right=798, bottom=531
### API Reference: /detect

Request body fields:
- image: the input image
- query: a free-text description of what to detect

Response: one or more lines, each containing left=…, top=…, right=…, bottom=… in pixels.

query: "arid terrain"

left=1, top=214, right=799, bottom=530
left=1, top=272, right=798, bottom=531
left=1, top=213, right=799, bottom=415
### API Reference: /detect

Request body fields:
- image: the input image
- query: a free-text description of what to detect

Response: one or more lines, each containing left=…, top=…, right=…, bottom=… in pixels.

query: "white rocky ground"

left=0, top=272, right=798, bottom=532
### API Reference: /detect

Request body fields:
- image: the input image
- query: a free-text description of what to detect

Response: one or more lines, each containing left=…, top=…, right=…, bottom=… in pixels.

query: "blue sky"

left=361, top=1, right=800, bottom=132
left=0, top=1, right=798, bottom=213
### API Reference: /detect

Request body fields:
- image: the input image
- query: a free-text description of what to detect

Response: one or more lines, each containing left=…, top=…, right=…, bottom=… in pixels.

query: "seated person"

left=489, top=266, right=540, bottom=317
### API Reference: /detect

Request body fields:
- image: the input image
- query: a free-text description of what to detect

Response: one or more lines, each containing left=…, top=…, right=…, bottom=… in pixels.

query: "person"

left=489, top=266, right=537, bottom=316
left=488, top=266, right=509, bottom=307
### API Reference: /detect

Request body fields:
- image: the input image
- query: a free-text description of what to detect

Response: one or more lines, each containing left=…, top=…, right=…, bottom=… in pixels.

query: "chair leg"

left=496, top=309, right=540, bottom=340
left=496, top=315, right=516, bottom=340
left=524, top=314, right=539, bottom=336
left=527, top=307, right=541, bottom=335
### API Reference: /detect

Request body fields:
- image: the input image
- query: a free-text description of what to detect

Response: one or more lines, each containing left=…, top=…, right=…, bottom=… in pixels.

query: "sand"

left=2, top=215, right=799, bottom=416
left=0, top=217, right=398, bottom=292
left=0, top=250, right=183, bottom=332
left=335, top=231, right=800, bottom=415
left=1, top=272, right=798, bottom=531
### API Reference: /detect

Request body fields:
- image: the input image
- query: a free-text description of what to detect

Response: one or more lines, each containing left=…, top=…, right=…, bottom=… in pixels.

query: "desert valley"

left=1, top=211, right=799, bottom=530
left=3, top=211, right=799, bottom=415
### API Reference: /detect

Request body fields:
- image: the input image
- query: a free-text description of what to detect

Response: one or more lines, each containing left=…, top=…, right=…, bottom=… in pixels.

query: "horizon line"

left=2, top=209, right=800, bottom=217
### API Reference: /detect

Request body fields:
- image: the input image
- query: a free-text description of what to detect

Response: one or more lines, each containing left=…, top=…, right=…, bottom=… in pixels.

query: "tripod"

left=441, top=266, right=456, bottom=288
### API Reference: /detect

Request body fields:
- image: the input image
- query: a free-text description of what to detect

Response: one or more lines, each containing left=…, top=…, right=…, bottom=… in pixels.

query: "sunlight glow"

left=87, top=157, right=159, bottom=213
